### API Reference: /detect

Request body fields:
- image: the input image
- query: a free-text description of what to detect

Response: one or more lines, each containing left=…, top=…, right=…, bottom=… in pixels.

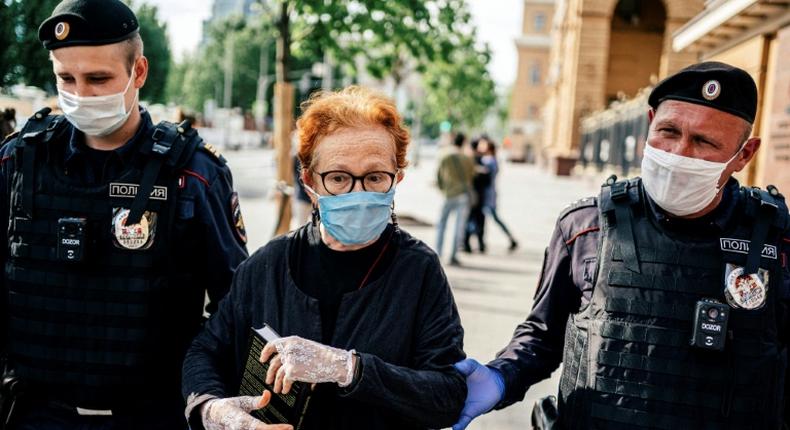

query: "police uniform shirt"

left=487, top=178, right=790, bottom=407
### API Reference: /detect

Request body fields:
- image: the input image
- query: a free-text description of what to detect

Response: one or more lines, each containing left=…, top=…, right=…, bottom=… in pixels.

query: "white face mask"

left=58, top=71, right=138, bottom=137
left=641, top=142, right=743, bottom=217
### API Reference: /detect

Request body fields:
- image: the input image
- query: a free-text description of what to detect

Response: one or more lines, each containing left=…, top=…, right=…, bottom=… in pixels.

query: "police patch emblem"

left=230, top=192, right=247, bottom=244
left=55, top=22, right=70, bottom=41
left=724, top=264, right=768, bottom=310
left=112, top=208, right=156, bottom=250
left=702, top=80, right=721, bottom=101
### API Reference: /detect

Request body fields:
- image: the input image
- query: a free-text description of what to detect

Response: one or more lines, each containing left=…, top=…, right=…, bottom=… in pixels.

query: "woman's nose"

left=351, top=179, right=365, bottom=192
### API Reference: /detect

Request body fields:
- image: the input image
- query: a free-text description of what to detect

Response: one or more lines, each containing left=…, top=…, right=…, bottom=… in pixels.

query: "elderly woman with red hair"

left=182, top=86, right=466, bottom=430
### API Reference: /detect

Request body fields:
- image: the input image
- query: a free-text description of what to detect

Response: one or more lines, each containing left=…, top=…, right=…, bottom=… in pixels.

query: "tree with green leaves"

left=131, top=2, right=172, bottom=104
left=419, top=37, right=497, bottom=132
left=267, top=0, right=488, bottom=234
left=2, top=0, right=60, bottom=91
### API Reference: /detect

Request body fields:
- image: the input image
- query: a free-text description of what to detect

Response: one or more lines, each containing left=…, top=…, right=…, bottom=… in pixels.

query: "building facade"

left=509, top=0, right=555, bottom=163
left=672, top=0, right=790, bottom=191
left=540, top=0, right=704, bottom=174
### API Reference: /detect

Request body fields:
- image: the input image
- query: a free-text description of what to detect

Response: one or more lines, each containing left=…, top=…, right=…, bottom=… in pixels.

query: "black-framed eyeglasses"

left=316, top=170, right=397, bottom=195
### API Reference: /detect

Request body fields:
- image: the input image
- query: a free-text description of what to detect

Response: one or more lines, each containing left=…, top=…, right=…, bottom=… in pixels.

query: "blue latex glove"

left=452, top=358, right=506, bottom=430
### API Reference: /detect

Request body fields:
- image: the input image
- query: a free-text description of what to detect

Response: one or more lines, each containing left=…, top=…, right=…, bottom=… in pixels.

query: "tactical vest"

left=5, top=109, right=206, bottom=408
left=558, top=178, right=788, bottom=430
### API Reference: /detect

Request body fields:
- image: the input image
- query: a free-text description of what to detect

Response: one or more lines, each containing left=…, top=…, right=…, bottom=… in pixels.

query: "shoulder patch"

left=2, top=131, right=19, bottom=146
left=230, top=192, right=247, bottom=244
left=559, top=196, right=597, bottom=220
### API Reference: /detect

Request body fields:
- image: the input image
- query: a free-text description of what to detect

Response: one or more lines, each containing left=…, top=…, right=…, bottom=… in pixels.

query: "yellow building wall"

left=706, top=36, right=769, bottom=186
left=752, top=26, right=790, bottom=193
left=606, top=30, right=665, bottom=100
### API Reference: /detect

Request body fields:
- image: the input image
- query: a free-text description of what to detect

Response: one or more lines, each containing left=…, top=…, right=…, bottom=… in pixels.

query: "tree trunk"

left=273, top=1, right=294, bottom=236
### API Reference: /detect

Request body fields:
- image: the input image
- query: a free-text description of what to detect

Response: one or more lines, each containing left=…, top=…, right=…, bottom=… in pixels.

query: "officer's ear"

left=732, top=137, right=761, bottom=173
left=647, top=108, right=656, bottom=124
left=133, top=56, right=148, bottom=89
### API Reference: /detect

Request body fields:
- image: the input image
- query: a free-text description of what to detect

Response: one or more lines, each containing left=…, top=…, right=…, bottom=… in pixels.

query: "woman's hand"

left=260, top=336, right=357, bottom=394
left=201, top=391, right=293, bottom=430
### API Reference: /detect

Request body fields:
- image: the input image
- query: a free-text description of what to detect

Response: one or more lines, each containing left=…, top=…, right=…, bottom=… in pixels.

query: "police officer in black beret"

left=452, top=61, right=790, bottom=429
left=0, top=0, right=250, bottom=428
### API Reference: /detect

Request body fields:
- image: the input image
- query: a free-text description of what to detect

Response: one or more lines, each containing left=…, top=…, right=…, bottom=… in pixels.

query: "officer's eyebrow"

left=690, top=131, right=723, bottom=149
left=653, top=119, right=680, bottom=132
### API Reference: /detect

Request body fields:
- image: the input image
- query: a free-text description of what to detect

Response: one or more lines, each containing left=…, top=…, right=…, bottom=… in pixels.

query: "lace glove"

left=260, top=336, right=356, bottom=394
left=201, top=392, right=293, bottom=430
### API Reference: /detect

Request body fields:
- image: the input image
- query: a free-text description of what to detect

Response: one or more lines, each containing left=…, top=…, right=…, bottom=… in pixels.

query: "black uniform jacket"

left=488, top=178, right=790, bottom=408
left=182, top=224, right=467, bottom=429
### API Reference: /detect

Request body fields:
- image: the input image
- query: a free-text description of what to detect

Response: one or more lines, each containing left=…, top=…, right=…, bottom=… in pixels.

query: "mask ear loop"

left=301, top=177, right=321, bottom=227
left=716, top=141, right=748, bottom=193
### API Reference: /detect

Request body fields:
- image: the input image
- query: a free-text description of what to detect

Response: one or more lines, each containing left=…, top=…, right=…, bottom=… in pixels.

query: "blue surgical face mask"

left=304, top=185, right=395, bottom=245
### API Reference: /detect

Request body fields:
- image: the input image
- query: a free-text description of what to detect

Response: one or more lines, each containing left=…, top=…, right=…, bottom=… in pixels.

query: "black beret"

left=648, top=61, right=758, bottom=124
left=38, top=0, right=139, bottom=50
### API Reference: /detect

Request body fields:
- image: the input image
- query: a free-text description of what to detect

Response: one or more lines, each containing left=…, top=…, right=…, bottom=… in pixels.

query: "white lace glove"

left=200, top=392, right=293, bottom=430
left=259, top=336, right=357, bottom=394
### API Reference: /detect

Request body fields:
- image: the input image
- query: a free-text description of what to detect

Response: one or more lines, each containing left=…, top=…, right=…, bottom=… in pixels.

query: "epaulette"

left=198, top=141, right=227, bottom=165
left=559, top=196, right=597, bottom=221
left=1, top=131, right=20, bottom=147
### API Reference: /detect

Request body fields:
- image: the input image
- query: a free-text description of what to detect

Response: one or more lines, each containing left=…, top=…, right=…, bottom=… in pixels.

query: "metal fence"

left=578, top=89, right=652, bottom=176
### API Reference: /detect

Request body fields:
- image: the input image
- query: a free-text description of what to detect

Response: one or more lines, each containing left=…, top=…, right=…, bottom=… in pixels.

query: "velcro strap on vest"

left=35, top=195, right=107, bottom=216
left=606, top=298, right=693, bottom=320
left=9, top=293, right=149, bottom=318
left=746, top=188, right=778, bottom=275
left=612, top=245, right=721, bottom=269
left=594, top=376, right=759, bottom=411
left=10, top=316, right=147, bottom=344
left=607, top=270, right=718, bottom=296
left=10, top=242, right=155, bottom=268
left=127, top=120, right=194, bottom=225
left=597, top=349, right=726, bottom=381
left=590, top=402, right=751, bottom=430
left=610, top=181, right=640, bottom=273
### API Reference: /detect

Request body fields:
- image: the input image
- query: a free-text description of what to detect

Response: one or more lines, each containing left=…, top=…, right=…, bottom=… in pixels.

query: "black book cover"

left=238, top=325, right=312, bottom=429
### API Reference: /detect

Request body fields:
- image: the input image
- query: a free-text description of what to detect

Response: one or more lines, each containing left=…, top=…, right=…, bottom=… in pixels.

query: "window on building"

left=530, top=62, right=542, bottom=86
left=535, top=13, right=546, bottom=32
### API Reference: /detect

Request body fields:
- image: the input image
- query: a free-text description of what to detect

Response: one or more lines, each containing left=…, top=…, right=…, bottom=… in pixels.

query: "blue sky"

left=144, top=0, right=523, bottom=87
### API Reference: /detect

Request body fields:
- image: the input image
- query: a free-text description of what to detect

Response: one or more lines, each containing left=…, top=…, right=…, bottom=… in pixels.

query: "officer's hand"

left=452, top=358, right=506, bottom=430
left=201, top=391, right=293, bottom=430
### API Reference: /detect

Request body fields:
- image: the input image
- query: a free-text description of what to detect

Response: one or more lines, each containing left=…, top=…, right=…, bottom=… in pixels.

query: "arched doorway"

left=605, top=0, right=667, bottom=104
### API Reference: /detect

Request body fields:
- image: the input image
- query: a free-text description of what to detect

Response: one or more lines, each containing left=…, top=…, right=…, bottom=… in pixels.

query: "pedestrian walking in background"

left=479, top=137, right=518, bottom=252
left=464, top=137, right=492, bottom=253
left=435, top=132, right=475, bottom=265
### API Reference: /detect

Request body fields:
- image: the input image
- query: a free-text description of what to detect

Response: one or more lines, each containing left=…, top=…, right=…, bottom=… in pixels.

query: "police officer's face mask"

left=641, top=142, right=743, bottom=217
left=57, top=70, right=138, bottom=137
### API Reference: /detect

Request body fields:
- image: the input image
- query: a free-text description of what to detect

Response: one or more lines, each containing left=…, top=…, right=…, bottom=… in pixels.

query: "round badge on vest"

left=724, top=264, right=768, bottom=310
left=112, top=208, right=156, bottom=250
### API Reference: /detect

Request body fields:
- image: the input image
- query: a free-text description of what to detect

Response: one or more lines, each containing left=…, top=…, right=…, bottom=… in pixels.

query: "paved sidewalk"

left=225, top=147, right=605, bottom=430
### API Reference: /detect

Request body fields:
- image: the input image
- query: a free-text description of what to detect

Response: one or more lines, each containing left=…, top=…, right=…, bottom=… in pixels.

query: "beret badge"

left=702, top=80, right=721, bottom=101
left=54, top=22, right=69, bottom=41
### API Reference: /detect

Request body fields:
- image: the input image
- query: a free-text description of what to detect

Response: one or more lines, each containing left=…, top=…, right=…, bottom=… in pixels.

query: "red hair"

left=296, top=86, right=410, bottom=170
